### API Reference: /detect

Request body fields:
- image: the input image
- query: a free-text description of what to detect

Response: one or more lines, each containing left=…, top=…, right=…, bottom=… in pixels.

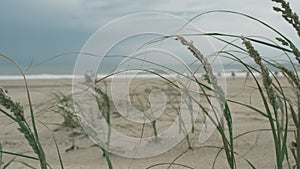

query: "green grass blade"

left=180, top=9, right=300, bottom=63
left=227, top=99, right=269, bottom=118
left=242, top=37, right=284, bottom=169
left=184, top=10, right=292, bottom=43
left=94, top=86, right=113, bottom=169
left=181, top=33, right=292, bottom=53
left=2, top=157, right=15, bottom=169
left=0, top=150, right=39, bottom=160
left=0, top=143, right=2, bottom=168
left=224, top=102, right=235, bottom=168
left=38, top=120, right=64, bottom=169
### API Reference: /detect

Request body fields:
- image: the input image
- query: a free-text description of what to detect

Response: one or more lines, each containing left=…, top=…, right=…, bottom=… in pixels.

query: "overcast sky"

left=0, top=0, right=299, bottom=66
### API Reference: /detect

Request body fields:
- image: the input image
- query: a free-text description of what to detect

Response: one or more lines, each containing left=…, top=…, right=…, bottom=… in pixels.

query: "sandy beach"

left=0, top=76, right=295, bottom=169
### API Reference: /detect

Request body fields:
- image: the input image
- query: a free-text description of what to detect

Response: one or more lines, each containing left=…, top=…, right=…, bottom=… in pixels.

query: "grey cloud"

left=1, top=0, right=299, bottom=30
left=0, top=0, right=299, bottom=65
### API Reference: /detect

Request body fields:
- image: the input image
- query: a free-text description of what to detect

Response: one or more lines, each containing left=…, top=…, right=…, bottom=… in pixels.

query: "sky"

left=0, top=0, right=299, bottom=70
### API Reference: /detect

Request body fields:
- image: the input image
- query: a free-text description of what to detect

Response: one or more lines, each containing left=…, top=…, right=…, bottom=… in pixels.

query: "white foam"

left=0, top=74, right=83, bottom=80
left=0, top=71, right=290, bottom=80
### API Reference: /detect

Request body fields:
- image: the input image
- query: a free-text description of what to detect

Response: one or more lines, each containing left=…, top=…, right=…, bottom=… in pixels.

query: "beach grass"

left=0, top=0, right=300, bottom=168
left=0, top=58, right=47, bottom=168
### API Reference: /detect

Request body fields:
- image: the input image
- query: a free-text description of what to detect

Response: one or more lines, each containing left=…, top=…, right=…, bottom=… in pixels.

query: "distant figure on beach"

left=84, top=69, right=94, bottom=83
left=231, top=71, right=235, bottom=78
left=246, top=71, right=250, bottom=80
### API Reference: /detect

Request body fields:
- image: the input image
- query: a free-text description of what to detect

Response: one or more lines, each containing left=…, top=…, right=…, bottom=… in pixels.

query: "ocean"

left=0, top=61, right=298, bottom=80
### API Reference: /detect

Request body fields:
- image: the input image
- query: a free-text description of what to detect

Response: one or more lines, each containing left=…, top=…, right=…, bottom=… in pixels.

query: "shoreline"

left=0, top=71, right=290, bottom=80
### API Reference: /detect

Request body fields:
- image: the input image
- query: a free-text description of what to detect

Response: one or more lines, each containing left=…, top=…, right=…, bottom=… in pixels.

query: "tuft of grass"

left=176, top=36, right=235, bottom=169
left=94, top=85, right=113, bottom=169
left=278, top=53, right=300, bottom=168
left=176, top=3, right=300, bottom=166
left=271, top=2, right=300, bottom=166
left=0, top=52, right=48, bottom=169
left=171, top=103, right=192, bottom=149
left=0, top=87, right=47, bottom=169
left=51, top=91, right=80, bottom=128
left=241, top=37, right=284, bottom=168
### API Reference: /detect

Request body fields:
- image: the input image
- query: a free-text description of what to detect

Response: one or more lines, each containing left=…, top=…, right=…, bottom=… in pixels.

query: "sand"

left=0, top=76, right=296, bottom=169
